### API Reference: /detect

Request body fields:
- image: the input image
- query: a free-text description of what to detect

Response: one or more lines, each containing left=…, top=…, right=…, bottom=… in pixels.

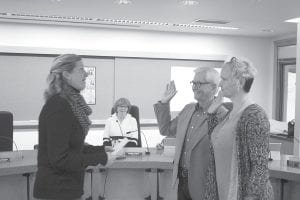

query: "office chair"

left=111, top=105, right=142, bottom=147
left=0, top=111, right=13, bottom=151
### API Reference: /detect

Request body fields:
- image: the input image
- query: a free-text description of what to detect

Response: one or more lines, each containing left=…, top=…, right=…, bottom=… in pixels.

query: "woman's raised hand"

left=161, top=81, right=177, bottom=103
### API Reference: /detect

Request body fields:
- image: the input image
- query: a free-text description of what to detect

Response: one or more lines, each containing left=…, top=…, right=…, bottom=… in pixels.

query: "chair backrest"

left=111, top=105, right=141, bottom=147
left=0, top=111, right=13, bottom=151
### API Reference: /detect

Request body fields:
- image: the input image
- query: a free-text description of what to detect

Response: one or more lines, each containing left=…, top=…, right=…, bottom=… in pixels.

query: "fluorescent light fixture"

left=0, top=12, right=168, bottom=26
left=0, top=12, right=240, bottom=31
left=261, top=29, right=274, bottom=33
left=285, top=17, right=300, bottom=23
left=98, top=18, right=169, bottom=26
left=115, top=0, right=132, bottom=5
left=173, top=23, right=239, bottom=30
left=251, top=0, right=264, bottom=3
left=180, top=0, right=199, bottom=6
left=194, top=19, right=231, bottom=25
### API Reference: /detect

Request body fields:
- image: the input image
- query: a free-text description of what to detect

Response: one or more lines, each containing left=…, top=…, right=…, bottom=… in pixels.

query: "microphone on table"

left=126, top=130, right=150, bottom=155
left=141, top=131, right=151, bottom=155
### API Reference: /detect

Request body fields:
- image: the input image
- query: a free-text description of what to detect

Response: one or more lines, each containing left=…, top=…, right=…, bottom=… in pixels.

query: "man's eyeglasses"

left=190, top=81, right=211, bottom=87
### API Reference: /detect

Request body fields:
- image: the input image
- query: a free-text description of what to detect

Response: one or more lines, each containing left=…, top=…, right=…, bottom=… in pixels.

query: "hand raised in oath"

left=161, top=80, right=177, bottom=103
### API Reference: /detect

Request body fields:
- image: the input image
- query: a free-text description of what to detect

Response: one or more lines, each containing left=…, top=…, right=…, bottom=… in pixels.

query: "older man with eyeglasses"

left=154, top=67, right=228, bottom=200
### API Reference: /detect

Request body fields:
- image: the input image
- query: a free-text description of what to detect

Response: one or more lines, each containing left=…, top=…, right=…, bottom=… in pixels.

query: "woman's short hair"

left=113, top=98, right=131, bottom=113
left=225, top=57, right=257, bottom=93
left=44, top=54, right=82, bottom=100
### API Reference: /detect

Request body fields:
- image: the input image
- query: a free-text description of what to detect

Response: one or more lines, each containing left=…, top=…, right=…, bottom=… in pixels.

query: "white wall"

left=295, top=23, right=300, bottom=157
left=278, top=45, right=297, bottom=59
left=0, top=22, right=270, bottom=57
left=0, top=22, right=274, bottom=115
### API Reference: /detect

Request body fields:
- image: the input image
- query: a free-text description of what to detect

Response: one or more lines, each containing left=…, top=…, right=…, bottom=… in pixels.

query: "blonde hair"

left=44, top=54, right=82, bottom=100
left=113, top=98, right=131, bottom=113
left=224, top=57, right=257, bottom=92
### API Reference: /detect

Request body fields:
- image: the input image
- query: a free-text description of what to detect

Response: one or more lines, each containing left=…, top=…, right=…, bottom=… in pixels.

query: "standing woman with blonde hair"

left=205, top=57, right=273, bottom=200
left=33, top=54, right=109, bottom=200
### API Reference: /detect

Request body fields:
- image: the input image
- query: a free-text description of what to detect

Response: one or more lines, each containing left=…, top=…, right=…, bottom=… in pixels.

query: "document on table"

left=111, top=138, right=129, bottom=156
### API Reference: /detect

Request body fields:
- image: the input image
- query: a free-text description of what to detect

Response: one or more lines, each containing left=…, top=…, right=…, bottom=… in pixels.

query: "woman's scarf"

left=204, top=113, right=220, bottom=200
left=61, top=84, right=92, bottom=135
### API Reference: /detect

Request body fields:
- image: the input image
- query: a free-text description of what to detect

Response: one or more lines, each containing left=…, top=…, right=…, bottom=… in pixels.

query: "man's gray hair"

left=194, top=67, right=220, bottom=86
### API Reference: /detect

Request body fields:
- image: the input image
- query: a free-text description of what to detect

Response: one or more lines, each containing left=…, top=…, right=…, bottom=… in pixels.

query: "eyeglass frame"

left=116, top=105, right=129, bottom=108
left=190, top=80, right=212, bottom=87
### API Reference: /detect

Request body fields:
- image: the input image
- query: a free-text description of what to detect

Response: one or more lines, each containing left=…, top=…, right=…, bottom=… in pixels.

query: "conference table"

left=0, top=149, right=175, bottom=200
left=1, top=149, right=300, bottom=200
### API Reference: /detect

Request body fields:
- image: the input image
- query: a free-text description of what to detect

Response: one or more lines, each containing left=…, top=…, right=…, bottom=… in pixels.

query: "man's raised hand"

left=161, top=80, right=177, bottom=103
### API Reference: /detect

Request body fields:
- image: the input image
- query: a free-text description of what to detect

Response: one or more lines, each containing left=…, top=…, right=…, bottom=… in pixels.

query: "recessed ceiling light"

left=115, top=0, right=132, bottom=5
left=285, top=17, right=300, bottom=23
left=194, top=19, right=231, bottom=25
left=261, top=29, right=274, bottom=33
left=180, top=0, right=199, bottom=6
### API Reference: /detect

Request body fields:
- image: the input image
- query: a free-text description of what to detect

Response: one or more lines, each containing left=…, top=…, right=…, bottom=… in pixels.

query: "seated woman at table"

left=103, top=98, right=138, bottom=147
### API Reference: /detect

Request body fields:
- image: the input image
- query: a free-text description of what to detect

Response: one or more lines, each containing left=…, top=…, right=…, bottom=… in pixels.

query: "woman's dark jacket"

left=34, top=95, right=107, bottom=199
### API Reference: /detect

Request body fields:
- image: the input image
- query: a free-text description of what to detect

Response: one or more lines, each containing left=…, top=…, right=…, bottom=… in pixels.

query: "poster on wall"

left=81, top=66, right=96, bottom=105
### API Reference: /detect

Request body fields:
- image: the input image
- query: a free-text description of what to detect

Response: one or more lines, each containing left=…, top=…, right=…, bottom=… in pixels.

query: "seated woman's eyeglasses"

left=190, top=81, right=211, bottom=87
left=117, top=105, right=128, bottom=108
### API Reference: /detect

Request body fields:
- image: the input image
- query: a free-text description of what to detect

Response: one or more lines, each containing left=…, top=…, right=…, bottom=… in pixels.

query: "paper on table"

left=111, top=138, right=129, bottom=156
